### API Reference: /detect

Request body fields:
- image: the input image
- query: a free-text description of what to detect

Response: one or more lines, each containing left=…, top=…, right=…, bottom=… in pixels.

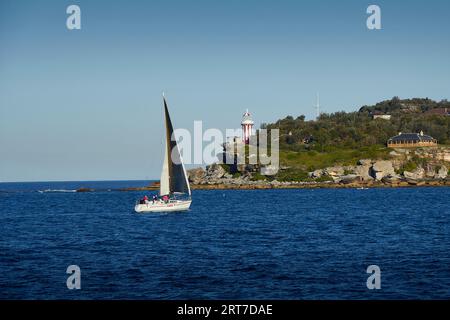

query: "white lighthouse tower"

left=241, top=109, right=254, bottom=144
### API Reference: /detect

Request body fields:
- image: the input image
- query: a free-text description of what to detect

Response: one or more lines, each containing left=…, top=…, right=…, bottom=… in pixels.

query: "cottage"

left=387, top=131, right=437, bottom=148
left=371, top=111, right=391, bottom=120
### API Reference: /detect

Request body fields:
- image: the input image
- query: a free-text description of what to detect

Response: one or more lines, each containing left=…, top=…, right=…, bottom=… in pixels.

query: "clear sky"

left=1, top=0, right=449, bottom=182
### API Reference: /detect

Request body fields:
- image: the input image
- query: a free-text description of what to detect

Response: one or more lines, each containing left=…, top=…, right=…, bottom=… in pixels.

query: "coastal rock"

left=371, top=161, right=395, bottom=181
left=381, top=173, right=402, bottom=183
left=415, top=147, right=450, bottom=162
left=187, top=167, right=206, bottom=184
left=425, top=164, right=436, bottom=178
left=406, top=179, right=426, bottom=186
left=344, top=165, right=357, bottom=172
left=206, top=163, right=226, bottom=180
left=354, top=164, right=373, bottom=181
left=245, top=164, right=258, bottom=172
left=393, top=148, right=409, bottom=154
left=339, top=174, right=361, bottom=184
left=403, top=167, right=425, bottom=180
left=358, top=159, right=373, bottom=166
left=270, top=180, right=281, bottom=186
left=325, top=166, right=345, bottom=177
left=435, top=165, right=448, bottom=179
left=442, top=152, right=450, bottom=162
left=260, top=165, right=278, bottom=176
left=223, top=173, right=233, bottom=179
left=308, top=169, right=324, bottom=178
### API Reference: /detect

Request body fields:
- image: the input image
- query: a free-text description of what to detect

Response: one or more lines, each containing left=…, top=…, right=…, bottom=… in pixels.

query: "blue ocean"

left=0, top=181, right=449, bottom=299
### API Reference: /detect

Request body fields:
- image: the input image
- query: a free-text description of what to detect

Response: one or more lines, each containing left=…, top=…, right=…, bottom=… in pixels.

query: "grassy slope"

left=275, top=145, right=391, bottom=181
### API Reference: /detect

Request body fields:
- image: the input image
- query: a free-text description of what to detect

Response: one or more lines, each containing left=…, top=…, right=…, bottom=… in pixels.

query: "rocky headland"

left=117, top=147, right=450, bottom=192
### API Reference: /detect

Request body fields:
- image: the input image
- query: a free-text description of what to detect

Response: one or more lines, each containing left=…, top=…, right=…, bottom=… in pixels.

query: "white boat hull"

left=134, top=200, right=192, bottom=213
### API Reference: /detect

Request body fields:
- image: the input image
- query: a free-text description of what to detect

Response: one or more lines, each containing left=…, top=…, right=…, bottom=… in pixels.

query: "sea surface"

left=0, top=181, right=449, bottom=299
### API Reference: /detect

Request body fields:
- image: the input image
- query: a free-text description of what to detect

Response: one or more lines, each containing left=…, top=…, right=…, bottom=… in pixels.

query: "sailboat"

left=134, top=95, right=192, bottom=213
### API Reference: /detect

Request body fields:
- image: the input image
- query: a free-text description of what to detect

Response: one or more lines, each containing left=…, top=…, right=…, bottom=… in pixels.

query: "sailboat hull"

left=134, top=200, right=192, bottom=213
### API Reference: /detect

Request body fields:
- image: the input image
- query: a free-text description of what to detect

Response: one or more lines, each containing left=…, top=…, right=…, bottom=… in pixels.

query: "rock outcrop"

left=325, top=166, right=345, bottom=177
left=307, top=156, right=447, bottom=185
left=371, top=161, right=395, bottom=181
left=339, top=174, right=361, bottom=184
left=205, top=163, right=226, bottom=180
left=403, top=167, right=425, bottom=180
left=435, top=165, right=448, bottom=179
left=260, top=165, right=278, bottom=176
left=414, top=148, right=450, bottom=162
left=354, top=160, right=373, bottom=181
left=187, top=167, right=206, bottom=184
left=185, top=149, right=450, bottom=189
left=381, top=173, right=402, bottom=183
left=309, top=169, right=324, bottom=179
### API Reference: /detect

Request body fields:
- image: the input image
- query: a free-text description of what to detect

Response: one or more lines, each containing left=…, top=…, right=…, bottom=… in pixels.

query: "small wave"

left=38, top=189, right=77, bottom=193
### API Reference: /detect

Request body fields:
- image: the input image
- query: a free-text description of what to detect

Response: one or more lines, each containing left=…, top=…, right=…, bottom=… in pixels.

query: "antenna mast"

left=315, top=92, right=321, bottom=118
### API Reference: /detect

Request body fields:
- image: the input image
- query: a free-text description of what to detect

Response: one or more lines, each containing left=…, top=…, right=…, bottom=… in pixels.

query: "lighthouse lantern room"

left=241, top=109, right=254, bottom=144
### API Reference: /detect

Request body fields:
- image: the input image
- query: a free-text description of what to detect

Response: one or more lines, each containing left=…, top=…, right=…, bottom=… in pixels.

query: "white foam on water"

left=38, top=189, right=77, bottom=193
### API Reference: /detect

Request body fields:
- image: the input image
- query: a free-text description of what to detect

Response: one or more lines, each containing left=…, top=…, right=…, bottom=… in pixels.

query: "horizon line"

left=0, top=178, right=159, bottom=184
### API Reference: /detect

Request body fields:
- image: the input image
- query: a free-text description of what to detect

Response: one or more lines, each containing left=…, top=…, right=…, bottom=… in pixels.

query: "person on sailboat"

left=139, top=196, right=148, bottom=204
left=162, top=195, right=169, bottom=203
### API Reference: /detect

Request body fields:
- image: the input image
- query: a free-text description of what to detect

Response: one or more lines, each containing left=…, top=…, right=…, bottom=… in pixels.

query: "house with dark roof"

left=371, top=111, right=391, bottom=120
left=387, top=131, right=437, bottom=148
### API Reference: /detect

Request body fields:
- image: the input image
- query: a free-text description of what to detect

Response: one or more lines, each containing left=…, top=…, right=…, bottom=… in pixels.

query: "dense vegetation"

left=262, top=97, right=450, bottom=151
left=253, top=97, right=449, bottom=180
left=359, top=97, right=450, bottom=114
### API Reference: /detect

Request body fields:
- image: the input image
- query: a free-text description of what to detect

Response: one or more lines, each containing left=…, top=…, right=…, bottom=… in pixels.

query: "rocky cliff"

left=187, top=147, right=450, bottom=189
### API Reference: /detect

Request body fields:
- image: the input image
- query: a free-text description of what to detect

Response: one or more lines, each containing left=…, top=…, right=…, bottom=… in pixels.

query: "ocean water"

left=0, top=182, right=449, bottom=300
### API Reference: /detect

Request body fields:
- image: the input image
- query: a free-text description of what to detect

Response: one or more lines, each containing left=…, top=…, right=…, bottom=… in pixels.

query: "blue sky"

left=1, top=0, right=449, bottom=181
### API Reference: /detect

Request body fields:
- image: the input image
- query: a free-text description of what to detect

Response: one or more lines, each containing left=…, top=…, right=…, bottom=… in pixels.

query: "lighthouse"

left=241, top=109, right=254, bottom=144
